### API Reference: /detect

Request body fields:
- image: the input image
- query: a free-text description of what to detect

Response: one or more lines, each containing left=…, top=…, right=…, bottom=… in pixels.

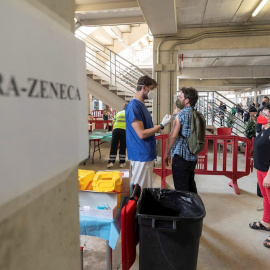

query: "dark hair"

left=136, top=75, right=157, bottom=91
left=263, top=103, right=270, bottom=113
left=263, top=96, right=269, bottom=102
left=180, top=87, right=198, bottom=107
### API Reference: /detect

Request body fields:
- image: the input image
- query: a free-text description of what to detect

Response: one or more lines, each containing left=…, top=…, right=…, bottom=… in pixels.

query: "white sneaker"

left=107, top=162, right=114, bottom=168
left=119, top=163, right=126, bottom=168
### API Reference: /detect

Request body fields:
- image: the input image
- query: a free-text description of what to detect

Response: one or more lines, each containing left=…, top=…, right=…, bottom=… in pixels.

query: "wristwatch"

left=159, top=123, right=164, bottom=130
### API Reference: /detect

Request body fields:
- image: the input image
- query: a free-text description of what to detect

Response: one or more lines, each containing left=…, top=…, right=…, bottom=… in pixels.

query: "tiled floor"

left=79, top=142, right=270, bottom=270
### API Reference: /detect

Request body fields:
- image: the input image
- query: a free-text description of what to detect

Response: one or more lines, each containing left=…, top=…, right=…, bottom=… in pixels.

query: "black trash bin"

left=137, top=188, right=206, bottom=270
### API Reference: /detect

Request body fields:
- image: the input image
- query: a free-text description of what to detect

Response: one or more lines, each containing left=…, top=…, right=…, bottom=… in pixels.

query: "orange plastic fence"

left=154, top=134, right=253, bottom=195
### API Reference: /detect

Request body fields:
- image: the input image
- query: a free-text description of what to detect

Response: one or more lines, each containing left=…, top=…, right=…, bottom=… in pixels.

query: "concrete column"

left=89, top=93, right=93, bottom=114
left=153, top=38, right=177, bottom=133
left=254, top=89, right=258, bottom=104
left=0, top=1, right=81, bottom=270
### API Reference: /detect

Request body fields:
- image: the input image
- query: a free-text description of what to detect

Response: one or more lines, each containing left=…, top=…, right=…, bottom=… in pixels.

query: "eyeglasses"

left=261, top=112, right=270, bottom=117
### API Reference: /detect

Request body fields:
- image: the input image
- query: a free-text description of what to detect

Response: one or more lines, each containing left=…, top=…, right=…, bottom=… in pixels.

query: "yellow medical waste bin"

left=78, top=170, right=95, bottom=190
left=92, top=171, right=122, bottom=207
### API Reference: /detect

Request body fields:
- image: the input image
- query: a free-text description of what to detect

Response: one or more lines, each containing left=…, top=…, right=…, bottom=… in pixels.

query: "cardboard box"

left=79, top=190, right=117, bottom=219
left=119, top=169, right=130, bottom=197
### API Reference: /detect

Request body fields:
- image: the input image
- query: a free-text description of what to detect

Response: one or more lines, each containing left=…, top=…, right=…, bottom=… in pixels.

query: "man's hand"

left=161, top=114, right=172, bottom=127
left=164, top=154, right=171, bottom=166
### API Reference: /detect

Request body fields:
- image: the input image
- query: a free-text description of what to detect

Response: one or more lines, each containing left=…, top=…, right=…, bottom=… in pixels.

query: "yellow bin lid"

left=93, top=171, right=122, bottom=192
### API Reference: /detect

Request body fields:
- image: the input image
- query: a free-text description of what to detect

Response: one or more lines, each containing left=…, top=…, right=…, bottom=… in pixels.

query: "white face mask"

left=147, top=90, right=156, bottom=100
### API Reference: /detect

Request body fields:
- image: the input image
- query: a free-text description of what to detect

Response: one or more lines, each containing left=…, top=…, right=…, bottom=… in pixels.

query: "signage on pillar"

left=0, top=0, right=88, bottom=206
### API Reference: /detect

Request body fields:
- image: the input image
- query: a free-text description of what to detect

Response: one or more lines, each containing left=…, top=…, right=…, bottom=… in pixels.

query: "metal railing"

left=197, top=91, right=248, bottom=135
left=75, top=29, right=149, bottom=95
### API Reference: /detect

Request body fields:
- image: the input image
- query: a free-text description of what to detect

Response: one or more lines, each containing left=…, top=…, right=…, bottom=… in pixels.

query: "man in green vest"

left=107, top=104, right=127, bottom=168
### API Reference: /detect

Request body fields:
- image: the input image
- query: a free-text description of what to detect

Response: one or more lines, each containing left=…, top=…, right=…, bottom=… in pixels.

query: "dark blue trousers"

left=172, top=154, right=198, bottom=193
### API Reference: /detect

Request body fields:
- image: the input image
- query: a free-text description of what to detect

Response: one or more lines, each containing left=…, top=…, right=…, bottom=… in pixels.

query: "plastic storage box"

left=78, top=170, right=95, bottom=190
left=79, top=190, right=117, bottom=219
left=137, top=188, right=206, bottom=270
left=92, top=171, right=122, bottom=207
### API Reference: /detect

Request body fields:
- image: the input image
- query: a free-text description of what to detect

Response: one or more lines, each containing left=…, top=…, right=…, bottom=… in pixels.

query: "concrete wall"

left=0, top=1, right=82, bottom=270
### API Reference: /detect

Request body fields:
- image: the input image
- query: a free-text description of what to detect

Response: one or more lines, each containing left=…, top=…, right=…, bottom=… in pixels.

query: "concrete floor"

left=79, top=142, right=270, bottom=270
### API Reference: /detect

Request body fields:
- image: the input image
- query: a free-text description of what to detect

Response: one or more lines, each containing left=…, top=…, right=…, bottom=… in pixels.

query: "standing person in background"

left=218, top=101, right=227, bottom=126
left=243, top=103, right=250, bottom=123
left=107, top=104, right=127, bottom=168
left=164, top=87, right=199, bottom=193
left=231, top=105, right=236, bottom=116
left=255, top=97, right=269, bottom=198
left=103, top=105, right=112, bottom=131
left=256, top=97, right=270, bottom=134
left=249, top=103, right=270, bottom=248
left=102, top=105, right=110, bottom=120
left=236, top=103, right=244, bottom=119
left=125, top=75, right=171, bottom=189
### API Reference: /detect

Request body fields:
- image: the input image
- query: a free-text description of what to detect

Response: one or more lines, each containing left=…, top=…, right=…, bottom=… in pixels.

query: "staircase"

left=75, top=29, right=153, bottom=113
left=197, top=91, right=248, bottom=136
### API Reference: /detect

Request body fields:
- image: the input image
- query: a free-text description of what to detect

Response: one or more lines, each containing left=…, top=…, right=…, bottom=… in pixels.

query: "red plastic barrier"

left=92, top=110, right=116, bottom=119
left=88, top=120, right=113, bottom=131
left=153, top=134, right=253, bottom=195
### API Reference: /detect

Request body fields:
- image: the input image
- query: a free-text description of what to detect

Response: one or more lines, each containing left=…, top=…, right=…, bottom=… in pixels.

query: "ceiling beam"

left=178, top=66, right=270, bottom=79
left=178, top=78, right=270, bottom=91
left=76, top=1, right=139, bottom=12
left=137, top=0, right=177, bottom=35
left=81, top=16, right=145, bottom=26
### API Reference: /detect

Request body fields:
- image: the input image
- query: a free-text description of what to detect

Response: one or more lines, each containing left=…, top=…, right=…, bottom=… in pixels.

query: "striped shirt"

left=113, top=110, right=126, bottom=130
left=171, top=106, right=197, bottom=161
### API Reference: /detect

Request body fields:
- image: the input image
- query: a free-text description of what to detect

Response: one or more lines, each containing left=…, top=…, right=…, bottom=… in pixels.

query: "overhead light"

left=212, top=58, right=219, bottom=66
left=252, top=0, right=268, bottom=17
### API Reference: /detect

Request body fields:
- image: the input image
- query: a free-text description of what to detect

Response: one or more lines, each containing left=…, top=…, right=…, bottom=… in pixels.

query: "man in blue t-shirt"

left=125, top=75, right=171, bottom=189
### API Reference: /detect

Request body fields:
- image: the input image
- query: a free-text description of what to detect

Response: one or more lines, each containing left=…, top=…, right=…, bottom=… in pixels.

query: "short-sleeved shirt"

left=125, top=99, right=156, bottom=161
left=171, top=106, right=197, bottom=161
left=254, top=127, right=270, bottom=171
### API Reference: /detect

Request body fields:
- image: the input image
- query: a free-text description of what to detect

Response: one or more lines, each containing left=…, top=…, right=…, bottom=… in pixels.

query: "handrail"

left=197, top=91, right=247, bottom=136
left=214, top=91, right=249, bottom=113
left=80, top=35, right=146, bottom=88
left=76, top=29, right=149, bottom=76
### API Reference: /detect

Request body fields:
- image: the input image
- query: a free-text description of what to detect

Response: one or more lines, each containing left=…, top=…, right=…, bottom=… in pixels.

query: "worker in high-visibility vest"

left=107, top=104, right=127, bottom=168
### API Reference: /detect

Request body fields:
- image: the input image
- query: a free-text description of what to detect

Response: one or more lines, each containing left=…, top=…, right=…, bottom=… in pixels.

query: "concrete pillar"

left=89, top=93, right=93, bottom=114
left=153, top=38, right=177, bottom=133
left=0, top=1, right=81, bottom=270
left=254, top=89, right=258, bottom=104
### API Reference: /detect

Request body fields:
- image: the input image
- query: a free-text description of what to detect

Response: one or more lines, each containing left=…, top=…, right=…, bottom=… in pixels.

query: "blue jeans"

left=172, top=154, right=197, bottom=193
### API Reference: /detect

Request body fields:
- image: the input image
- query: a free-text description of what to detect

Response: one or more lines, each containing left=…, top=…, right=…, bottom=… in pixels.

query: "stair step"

left=86, top=70, right=93, bottom=75
left=93, top=75, right=101, bottom=80
left=100, top=81, right=110, bottom=86
left=109, top=86, right=117, bottom=91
